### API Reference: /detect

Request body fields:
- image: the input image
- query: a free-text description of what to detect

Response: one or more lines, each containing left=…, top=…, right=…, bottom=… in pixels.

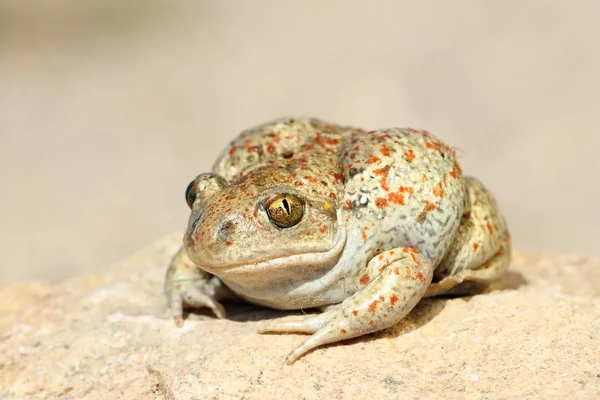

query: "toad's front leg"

left=166, top=246, right=236, bottom=326
left=257, top=248, right=434, bottom=364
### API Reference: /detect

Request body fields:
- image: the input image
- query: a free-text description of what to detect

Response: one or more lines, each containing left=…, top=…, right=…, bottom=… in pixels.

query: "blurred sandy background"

left=1, top=1, right=598, bottom=286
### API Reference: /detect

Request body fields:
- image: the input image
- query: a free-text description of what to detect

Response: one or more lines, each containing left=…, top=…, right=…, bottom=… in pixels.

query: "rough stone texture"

left=1, top=234, right=599, bottom=400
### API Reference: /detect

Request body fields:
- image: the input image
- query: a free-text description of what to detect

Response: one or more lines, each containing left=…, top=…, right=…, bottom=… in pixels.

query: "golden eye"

left=266, top=194, right=304, bottom=228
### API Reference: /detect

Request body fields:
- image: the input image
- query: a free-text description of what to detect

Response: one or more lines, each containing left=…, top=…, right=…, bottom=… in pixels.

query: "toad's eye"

left=184, top=173, right=228, bottom=209
left=185, top=180, right=197, bottom=209
left=266, top=194, right=304, bottom=228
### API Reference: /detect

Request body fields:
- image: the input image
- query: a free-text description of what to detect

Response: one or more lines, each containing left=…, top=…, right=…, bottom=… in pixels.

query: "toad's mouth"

left=204, top=227, right=347, bottom=276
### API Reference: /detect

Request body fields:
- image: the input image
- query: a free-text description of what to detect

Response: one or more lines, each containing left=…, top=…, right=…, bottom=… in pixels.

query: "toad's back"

left=212, top=117, right=363, bottom=196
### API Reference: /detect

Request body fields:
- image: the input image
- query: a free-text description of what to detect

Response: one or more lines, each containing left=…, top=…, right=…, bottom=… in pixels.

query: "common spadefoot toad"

left=166, top=117, right=511, bottom=364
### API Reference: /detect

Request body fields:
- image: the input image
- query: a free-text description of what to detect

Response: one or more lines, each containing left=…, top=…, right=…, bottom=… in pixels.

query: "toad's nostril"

left=217, top=221, right=235, bottom=237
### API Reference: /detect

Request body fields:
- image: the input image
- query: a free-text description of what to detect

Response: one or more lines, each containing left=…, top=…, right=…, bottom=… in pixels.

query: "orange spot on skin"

left=266, top=144, right=275, bottom=153
left=378, top=262, right=388, bottom=272
left=333, top=172, right=344, bottom=184
left=416, top=272, right=425, bottom=283
left=486, top=221, right=494, bottom=234
left=404, top=149, right=416, bottom=161
left=473, top=243, right=480, bottom=251
left=359, top=274, right=370, bottom=285
left=366, top=155, right=381, bottom=164
left=400, top=186, right=414, bottom=197
left=393, top=268, right=400, bottom=275
left=390, top=251, right=395, bottom=255
left=368, top=300, right=379, bottom=312
left=314, top=132, right=324, bottom=146
left=369, top=320, right=374, bottom=325
left=340, top=329, right=347, bottom=334
left=302, top=145, right=315, bottom=153
left=390, top=294, right=399, bottom=306
left=423, top=200, right=435, bottom=211
left=417, top=200, right=435, bottom=223
left=388, top=192, right=405, bottom=205
left=329, top=193, right=337, bottom=200
left=342, top=199, right=353, bottom=210
left=319, top=225, right=329, bottom=234
left=422, top=173, right=428, bottom=182
left=402, top=248, right=420, bottom=265
left=372, top=164, right=390, bottom=176
left=352, top=310, right=358, bottom=316
left=373, top=165, right=390, bottom=191
left=433, top=183, right=445, bottom=198
left=405, top=265, right=414, bottom=278
left=247, top=145, right=263, bottom=155
left=455, top=161, right=462, bottom=176
left=226, top=241, right=233, bottom=246
left=362, top=231, right=368, bottom=240
left=426, top=141, right=442, bottom=152
left=380, top=145, right=391, bottom=157
left=228, top=147, right=237, bottom=157
left=375, top=198, right=388, bottom=208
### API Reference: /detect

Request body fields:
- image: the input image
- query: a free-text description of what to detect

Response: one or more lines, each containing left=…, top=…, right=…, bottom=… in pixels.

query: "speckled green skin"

left=166, top=117, right=511, bottom=363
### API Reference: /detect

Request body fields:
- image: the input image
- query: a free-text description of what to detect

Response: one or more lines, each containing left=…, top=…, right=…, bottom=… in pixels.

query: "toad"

left=165, top=117, right=511, bottom=364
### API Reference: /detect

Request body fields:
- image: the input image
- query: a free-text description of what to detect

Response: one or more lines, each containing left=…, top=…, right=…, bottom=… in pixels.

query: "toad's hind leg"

left=166, top=246, right=237, bottom=326
left=425, top=237, right=511, bottom=297
left=425, top=177, right=511, bottom=297
left=257, top=248, right=434, bottom=364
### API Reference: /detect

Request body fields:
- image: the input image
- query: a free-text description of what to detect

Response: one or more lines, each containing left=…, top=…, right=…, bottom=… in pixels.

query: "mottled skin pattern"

left=166, top=117, right=511, bottom=364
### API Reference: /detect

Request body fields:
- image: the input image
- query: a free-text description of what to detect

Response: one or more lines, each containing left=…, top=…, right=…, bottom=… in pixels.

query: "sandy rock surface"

left=1, top=234, right=599, bottom=399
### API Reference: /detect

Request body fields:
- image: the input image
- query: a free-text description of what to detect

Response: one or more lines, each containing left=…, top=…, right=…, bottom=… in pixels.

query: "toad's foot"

left=166, top=246, right=235, bottom=326
left=257, top=247, right=433, bottom=364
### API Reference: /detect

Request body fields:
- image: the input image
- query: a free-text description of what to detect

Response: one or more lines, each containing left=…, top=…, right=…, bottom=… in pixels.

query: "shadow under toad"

left=182, top=269, right=528, bottom=355
left=485, top=269, right=528, bottom=292
left=182, top=299, right=303, bottom=323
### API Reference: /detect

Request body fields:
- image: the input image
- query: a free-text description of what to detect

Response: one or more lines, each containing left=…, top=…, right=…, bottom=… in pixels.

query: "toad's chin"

left=199, top=227, right=347, bottom=279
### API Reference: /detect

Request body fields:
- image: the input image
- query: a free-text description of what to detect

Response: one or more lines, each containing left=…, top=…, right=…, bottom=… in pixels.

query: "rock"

left=1, top=234, right=599, bottom=399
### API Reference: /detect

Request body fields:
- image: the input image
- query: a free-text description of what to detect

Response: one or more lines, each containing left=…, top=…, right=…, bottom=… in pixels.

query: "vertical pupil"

left=282, top=199, right=290, bottom=214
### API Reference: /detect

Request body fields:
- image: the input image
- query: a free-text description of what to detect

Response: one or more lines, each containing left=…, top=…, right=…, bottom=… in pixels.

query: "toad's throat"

left=201, top=227, right=347, bottom=275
